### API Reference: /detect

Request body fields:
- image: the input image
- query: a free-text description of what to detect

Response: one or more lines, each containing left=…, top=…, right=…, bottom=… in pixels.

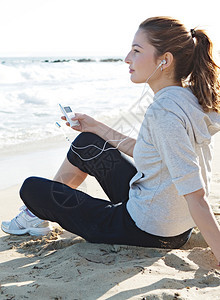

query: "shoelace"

left=11, top=206, right=28, bottom=229
left=19, top=205, right=27, bottom=212
left=14, top=205, right=37, bottom=229
left=13, top=205, right=26, bottom=220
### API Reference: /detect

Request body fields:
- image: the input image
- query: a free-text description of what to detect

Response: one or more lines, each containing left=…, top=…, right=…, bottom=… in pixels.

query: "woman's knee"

left=67, top=132, right=106, bottom=168
left=20, top=176, right=42, bottom=203
left=72, top=132, right=102, bottom=148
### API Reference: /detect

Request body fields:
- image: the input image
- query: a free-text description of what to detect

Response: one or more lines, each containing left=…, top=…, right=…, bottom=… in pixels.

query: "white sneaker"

left=1, top=205, right=52, bottom=236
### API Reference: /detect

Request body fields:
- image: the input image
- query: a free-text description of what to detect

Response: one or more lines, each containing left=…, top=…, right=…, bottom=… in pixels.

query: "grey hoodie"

left=127, top=86, right=220, bottom=237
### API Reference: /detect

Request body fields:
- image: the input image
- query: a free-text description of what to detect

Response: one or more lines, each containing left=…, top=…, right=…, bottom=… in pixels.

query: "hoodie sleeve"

left=148, top=103, right=205, bottom=195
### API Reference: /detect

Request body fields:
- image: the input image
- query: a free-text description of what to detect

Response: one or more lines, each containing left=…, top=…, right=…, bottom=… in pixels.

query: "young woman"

left=2, top=17, right=220, bottom=266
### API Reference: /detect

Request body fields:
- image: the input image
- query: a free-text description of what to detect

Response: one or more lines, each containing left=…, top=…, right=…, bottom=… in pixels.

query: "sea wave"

left=0, top=56, right=124, bottom=65
left=0, top=57, right=146, bottom=150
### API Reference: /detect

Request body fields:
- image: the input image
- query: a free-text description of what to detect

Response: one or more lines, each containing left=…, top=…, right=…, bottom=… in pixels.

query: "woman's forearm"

left=63, top=113, right=136, bottom=157
left=93, top=121, right=136, bottom=157
left=185, top=189, right=220, bottom=265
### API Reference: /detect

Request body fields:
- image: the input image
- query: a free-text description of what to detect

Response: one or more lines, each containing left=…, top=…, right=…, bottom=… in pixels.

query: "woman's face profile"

left=125, top=29, right=158, bottom=84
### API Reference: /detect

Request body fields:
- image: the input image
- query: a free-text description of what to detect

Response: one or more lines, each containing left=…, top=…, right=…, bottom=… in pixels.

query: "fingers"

left=61, top=116, right=69, bottom=126
left=61, top=115, right=80, bottom=122
left=60, top=116, right=81, bottom=131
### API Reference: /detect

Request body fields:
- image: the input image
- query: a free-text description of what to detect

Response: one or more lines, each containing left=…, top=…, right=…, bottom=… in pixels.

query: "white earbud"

left=145, top=59, right=167, bottom=83
left=159, top=59, right=166, bottom=67
left=159, top=59, right=166, bottom=71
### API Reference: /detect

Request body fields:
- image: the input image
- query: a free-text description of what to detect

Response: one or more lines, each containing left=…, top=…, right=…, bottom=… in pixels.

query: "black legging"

left=20, top=132, right=192, bottom=248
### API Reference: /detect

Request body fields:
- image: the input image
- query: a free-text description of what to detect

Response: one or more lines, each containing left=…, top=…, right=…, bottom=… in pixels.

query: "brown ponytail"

left=139, top=17, right=220, bottom=113
left=189, top=29, right=220, bottom=113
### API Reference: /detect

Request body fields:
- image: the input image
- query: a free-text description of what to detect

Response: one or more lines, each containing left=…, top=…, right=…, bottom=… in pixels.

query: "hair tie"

left=190, top=28, right=196, bottom=38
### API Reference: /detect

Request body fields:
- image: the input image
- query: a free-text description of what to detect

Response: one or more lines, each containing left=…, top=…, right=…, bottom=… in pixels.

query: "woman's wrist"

left=92, top=121, right=107, bottom=136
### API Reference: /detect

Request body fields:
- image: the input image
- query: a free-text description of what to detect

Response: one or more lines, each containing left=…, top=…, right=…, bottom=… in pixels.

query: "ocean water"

left=0, top=57, right=152, bottom=153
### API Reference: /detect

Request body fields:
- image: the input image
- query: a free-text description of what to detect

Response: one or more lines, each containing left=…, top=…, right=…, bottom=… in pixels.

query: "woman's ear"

left=160, top=52, right=174, bottom=70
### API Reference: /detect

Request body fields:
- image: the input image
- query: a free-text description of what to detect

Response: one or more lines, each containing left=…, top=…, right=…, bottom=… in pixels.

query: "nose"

left=125, top=51, right=131, bottom=64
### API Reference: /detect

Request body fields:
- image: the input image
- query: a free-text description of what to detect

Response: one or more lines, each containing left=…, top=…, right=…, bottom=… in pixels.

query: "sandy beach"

left=0, top=133, right=220, bottom=300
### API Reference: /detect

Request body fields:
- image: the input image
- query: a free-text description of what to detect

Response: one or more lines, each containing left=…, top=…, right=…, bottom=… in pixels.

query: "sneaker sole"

left=1, top=224, right=52, bottom=236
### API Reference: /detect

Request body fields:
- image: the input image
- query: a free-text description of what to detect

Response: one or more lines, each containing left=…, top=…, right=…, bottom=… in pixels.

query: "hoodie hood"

left=154, top=86, right=220, bottom=145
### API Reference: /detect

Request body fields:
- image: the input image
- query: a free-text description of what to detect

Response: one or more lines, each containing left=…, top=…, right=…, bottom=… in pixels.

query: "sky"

left=0, top=0, right=219, bottom=57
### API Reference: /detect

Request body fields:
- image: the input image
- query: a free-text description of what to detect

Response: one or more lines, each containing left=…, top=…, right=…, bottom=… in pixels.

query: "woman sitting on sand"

left=2, top=17, right=220, bottom=267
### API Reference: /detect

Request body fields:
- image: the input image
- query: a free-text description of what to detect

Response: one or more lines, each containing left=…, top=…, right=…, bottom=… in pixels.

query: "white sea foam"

left=0, top=57, right=152, bottom=152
